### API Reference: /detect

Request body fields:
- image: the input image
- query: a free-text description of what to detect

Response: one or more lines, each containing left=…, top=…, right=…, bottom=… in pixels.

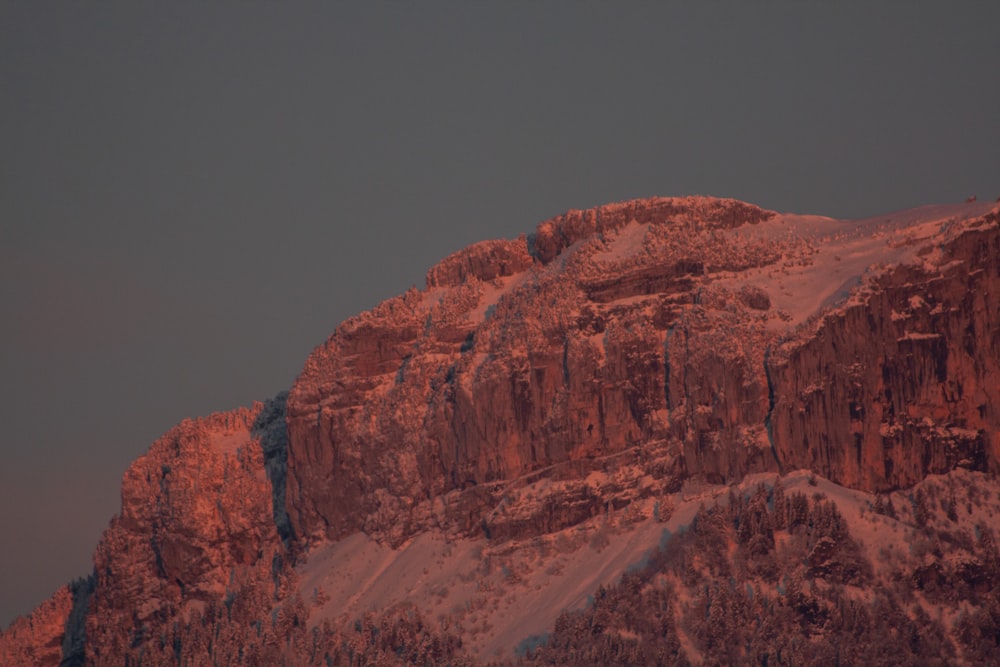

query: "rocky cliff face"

left=286, top=197, right=1000, bottom=549
left=3, top=195, right=999, bottom=664
left=82, top=398, right=290, bottom=663
left=285, top=198, right=785, bottom=547
left=769, top=218, right=1000, bottom=489
left=0, top=585, right=72, bottom=667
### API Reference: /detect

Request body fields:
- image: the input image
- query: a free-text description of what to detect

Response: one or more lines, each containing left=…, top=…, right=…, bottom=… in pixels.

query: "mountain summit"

left=4, top=196, right=1000, bottom=665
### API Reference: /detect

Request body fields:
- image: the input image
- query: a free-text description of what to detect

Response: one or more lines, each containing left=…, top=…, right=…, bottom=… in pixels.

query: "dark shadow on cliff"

left=59, top=573, right=94, bottom=667
left=762, top=345, right=784, bottom=476
left=253, top=391, right=293, bottom=546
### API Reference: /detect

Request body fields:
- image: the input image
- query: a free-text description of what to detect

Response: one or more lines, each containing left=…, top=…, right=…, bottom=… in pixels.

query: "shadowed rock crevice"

left=59, top=573, right=94, bottom=667
left=253, top=391, right=293, bottom=545
left=762, top=345, right=783, bottom=474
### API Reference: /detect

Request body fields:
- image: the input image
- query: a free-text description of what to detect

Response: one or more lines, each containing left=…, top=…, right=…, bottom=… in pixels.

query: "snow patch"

left=594, top=220, right=651, bottom=263
left=713, top=201, right=998, bottom=331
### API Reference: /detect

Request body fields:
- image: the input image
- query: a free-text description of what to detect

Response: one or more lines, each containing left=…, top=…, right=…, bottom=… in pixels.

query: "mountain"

left=3, top=196, right=999, bottom=665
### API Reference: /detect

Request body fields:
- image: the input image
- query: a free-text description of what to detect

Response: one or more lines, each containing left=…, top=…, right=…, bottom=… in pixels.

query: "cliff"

left=3, top=195, right=999, bottom=664
left=285, top=196, right=1000, bottom=549
left=769, top=219, right=1000, bottom=489
left=81, top=398, right=291, bottom=663
left=0, top=585, right=73, bottom=667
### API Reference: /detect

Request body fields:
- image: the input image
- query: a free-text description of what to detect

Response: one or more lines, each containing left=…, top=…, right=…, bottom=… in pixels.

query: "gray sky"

left=1, top=2, right=998, bottom=628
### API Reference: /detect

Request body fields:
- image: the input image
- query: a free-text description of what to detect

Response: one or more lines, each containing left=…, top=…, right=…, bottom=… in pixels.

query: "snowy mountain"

left=3, top=195, right=999, bottom=665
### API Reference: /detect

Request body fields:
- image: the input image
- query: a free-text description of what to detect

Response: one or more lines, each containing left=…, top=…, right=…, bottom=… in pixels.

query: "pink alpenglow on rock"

left=4, top=195, right=1000, bottom=665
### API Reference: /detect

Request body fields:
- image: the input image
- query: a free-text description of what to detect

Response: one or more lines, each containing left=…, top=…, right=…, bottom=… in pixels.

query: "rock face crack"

left=58, top=574, right=94, bottom=667
left=254, top=391, right=293, bottom=546
left=762, top=345, right=783, bottom=474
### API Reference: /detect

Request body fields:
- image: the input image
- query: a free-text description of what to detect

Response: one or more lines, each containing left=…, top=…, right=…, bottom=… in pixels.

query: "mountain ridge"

left=3, top=195, right=999, bottom=665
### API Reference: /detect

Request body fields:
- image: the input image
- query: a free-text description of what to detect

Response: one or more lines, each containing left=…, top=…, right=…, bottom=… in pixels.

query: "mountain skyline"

left=3, top=2, right=1000, bottom=630
left=3, top=192, right=999, bottom=664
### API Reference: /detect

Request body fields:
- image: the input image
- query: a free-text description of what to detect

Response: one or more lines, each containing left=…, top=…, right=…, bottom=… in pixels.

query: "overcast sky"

left=1, top=2, right=998, bottom=628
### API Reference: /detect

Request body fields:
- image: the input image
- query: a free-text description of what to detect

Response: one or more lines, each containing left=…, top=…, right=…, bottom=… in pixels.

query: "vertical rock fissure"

left=762, top=346, right=783, bottom=474
left=59, top=573, right=95, bottom=667
left=562, top=336, right=571, bottom=386
left=254, top=391, right=293, bottom=546
left=663, top=326, right=675, bottom=410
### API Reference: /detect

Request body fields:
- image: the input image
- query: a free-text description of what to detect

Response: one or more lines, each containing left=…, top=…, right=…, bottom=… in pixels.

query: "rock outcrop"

left=0, top=586, right=72, bottom=667
left=82, top=399, right=290, bottom=663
